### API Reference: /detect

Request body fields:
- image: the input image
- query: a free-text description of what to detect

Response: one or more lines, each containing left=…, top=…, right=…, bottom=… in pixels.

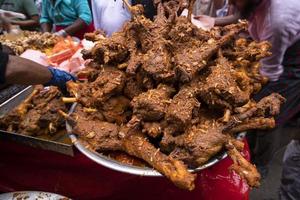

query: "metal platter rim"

left=0, top=191, right=69, bottom=199
left=67, top=103, right=244, bottom=176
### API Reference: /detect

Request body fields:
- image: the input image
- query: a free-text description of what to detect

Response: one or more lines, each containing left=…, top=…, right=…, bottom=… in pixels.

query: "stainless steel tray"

left=0, top=191, right=70, bottom=200
left=0, top=86, right=33, bottom=116
left=0, top=86, right=74, bottom=156
left=67, top=103, right=243, bottom=176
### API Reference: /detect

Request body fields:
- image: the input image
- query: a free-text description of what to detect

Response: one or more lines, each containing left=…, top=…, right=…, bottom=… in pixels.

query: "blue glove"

left=44, top=67, right=76, bottom=93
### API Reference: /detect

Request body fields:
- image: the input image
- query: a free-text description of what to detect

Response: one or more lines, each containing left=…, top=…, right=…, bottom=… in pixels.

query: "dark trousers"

left=280, top=140, right=300, bottom=200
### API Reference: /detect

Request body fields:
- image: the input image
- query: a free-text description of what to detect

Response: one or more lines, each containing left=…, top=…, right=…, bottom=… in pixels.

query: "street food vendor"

left=40, top=0, right=93, bottom=39
left=0, top=0, right=39, bottom=30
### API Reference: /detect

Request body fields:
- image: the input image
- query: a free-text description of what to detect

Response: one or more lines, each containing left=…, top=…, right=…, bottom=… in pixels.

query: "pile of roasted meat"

left=60, top=2, right=285, bottom=190
left=0, top=1, right=285, bottom=191
left=0, top=86, right=67, bottom=137
left=0, top=31, right=59, bottom=55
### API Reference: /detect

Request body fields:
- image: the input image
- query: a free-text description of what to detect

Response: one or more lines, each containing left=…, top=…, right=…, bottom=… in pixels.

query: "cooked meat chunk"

left=142, top=122, right=164, bottom=138
left=131, top=84, right=175, bottom=121
left=165, top=86, right=200, bottom=133
left=102, top=96, right=131, bottom=125
left=0, top=86, right=67, bottom=136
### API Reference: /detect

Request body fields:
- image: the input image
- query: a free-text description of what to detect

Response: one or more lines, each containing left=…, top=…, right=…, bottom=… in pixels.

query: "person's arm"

left=41, top=22, right=52, bottom=32
left=214, top=11, right=240, bottom=26
left=194, top=11, right=240, bottom=28
left=5, top=55, right=52, bottom=85
left=10, top=15, right=39, bottom=28
left=0, top=14, right=12, bottom=32
left=40, top=0, right=53, bottom=32
left=0, top=53, right=75, bottom=90
left=64, top=18, right=88, bottom=36
left=10, top=0, right=39, bottom=28
left=63, top=0, right=92, bottom=36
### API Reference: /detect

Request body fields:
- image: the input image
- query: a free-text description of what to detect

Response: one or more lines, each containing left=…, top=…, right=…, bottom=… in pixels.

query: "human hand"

left=0, top=14, right=12, bottom=32
left=54, top=29, right=68, bottom=38
left=44, top=67, right=76, bottom=93
left=193, top=15, right=215, bottom=29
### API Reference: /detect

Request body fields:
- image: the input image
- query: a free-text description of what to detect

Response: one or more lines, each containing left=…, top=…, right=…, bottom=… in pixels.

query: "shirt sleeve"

left=40, top=0, right=52, bottom=24
left=22, top=0, right=39, bottom=16
left=259, top=5, right=300, bottom=81
left=73, top=0, right=92, bottom=25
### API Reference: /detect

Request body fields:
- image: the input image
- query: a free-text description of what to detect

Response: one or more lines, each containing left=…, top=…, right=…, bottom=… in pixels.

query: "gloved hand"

left=54, top=29, right=68, bottom=38
left=44, top=67, right=76, bottom=93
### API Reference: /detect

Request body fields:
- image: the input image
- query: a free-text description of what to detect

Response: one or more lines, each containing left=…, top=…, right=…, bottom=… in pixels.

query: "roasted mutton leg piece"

left=122, top=129, right=196, bottom=190
left=63, top=109, right=196, bottom=191
left=123, top=76, right=144, bottom=99
left=224, top=93, right=286, bottom=132
left=0, top=88, right=40, bottom=132
left=91, top=68, right=126, bottom=106
left=175, top=23, right=247, bottom=83
left=226, top=141, right=261, bottom=187
left=228, top=117, right=275, bottom=134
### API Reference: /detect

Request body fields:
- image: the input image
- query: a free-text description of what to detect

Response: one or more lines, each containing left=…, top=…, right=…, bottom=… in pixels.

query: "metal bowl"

left=67, top=103, right=243, bottom=176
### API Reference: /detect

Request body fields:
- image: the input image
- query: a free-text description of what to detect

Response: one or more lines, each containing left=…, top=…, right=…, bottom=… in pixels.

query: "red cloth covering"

left=55, top=22, right=95, bottom=40
left=0, top=140, right=250, bottom=200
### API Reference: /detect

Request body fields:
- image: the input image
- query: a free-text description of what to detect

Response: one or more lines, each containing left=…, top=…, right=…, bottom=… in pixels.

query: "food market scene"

left=0, top=0, right=299, bottom=199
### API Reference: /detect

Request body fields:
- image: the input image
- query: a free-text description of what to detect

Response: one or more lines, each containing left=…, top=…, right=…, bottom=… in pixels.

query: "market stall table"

left=0, top=139, right=250, bottom=200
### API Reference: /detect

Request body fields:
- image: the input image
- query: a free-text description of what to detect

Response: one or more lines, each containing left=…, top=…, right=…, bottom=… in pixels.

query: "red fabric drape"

left=0, top=140, right=250, bottom=200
